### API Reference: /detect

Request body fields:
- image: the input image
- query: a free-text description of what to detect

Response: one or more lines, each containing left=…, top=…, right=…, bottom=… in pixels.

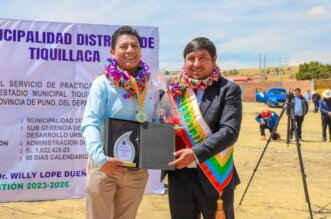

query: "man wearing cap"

left=319, top=89, right=331, bottom=142
left=255, top=109, right=280, bottom=140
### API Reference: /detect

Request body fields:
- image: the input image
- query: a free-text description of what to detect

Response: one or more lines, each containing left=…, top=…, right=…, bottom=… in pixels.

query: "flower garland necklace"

left=168, top=66, right=221, bottom=98
left=102, top=57, right=151, bottom=99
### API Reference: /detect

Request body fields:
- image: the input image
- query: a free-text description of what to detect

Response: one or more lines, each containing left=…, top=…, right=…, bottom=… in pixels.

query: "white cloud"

left=1, top=0, right=331, bottom=70
left=220, top=60, right=257, bottom=70
left=291, top=48, right=331, bottom=65
left=159, top=61, right=182, bottom=72
left=308, top=6, right=327, bottom=17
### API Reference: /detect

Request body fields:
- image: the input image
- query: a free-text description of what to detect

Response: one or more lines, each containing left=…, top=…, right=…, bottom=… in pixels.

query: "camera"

left=286, top=92, right=294, bottom=100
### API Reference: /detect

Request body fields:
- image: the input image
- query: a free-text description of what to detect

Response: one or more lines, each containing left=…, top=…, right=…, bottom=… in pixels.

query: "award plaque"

left=113, top=131, right=136, bottom=163
left=105, top=119, right=140, bottom=170
left=104, top=118, right=175, bottom=170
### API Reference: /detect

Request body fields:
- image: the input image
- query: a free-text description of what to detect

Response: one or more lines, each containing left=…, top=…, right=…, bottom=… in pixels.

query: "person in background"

left=255, top=109, right=281, bottom=140
left=312, top=90, right=321, bottom=113
left=319, top=89, right=331, bottom=142
left=289, top=88, right=308, bottom=141
left=81, top=26, right=160, bottom=219
left=303, top=90, right=311, bottom=100
left=303, top=90, right=311, bottom=111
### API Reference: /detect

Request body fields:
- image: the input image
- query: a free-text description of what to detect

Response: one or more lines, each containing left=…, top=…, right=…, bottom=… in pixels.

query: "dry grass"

left=1, top=101, right=330, bottom=219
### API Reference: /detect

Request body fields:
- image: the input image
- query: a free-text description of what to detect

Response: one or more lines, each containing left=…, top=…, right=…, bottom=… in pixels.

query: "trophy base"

left=121, top=162, right=137, bottom=168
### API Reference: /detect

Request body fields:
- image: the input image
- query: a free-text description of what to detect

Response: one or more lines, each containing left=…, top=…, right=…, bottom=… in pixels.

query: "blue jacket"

left=319, top=98, right=331, bottom=119
left=255, top=112, right=279, bottom=129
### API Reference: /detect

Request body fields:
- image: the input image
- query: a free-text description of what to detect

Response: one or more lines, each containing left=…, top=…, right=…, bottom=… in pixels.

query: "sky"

left=0, top=0, right=330, bottom=71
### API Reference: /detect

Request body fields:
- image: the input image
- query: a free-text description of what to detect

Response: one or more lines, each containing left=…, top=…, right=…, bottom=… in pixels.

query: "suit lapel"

left=200, top=79, right=220, bottom=116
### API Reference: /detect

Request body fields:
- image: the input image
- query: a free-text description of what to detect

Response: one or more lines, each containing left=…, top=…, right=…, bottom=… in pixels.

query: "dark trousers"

left=322, top=117, right=331, bottom=141
left=290, top=115, right=304, bottom=138
left=168, top=168, right=234, bottom=219
left=313, top=100, right=319, bottom=112
left=259, top=124, right=278, bottom=140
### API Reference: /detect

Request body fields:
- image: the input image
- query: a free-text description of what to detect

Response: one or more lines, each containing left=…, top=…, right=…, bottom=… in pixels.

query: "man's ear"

left=213, top=56, right=217, bottom=66
left=110, top=48, right=115, bottom=56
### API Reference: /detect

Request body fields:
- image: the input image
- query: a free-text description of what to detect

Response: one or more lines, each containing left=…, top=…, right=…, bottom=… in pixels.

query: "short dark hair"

left=295, top=88, right=301, bottom=92
left=111, top=26, right=141, bottom=49
left=183, top=37, right=217, bottom=59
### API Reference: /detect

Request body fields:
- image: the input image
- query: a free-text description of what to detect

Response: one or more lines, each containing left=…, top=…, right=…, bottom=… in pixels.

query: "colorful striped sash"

left=174, top=88, right=234, bottom=194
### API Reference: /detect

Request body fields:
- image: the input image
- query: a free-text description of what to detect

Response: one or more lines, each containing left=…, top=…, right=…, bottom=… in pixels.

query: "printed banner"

left=0, top=18, right=162, bottom=202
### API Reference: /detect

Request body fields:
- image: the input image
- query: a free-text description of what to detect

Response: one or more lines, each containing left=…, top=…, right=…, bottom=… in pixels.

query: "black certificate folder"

left=139, top=122, right=175, bottom=170
left=105, top=118, right=175, bottom=170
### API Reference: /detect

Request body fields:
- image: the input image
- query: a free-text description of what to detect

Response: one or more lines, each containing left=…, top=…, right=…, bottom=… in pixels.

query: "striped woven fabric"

left=175, top=88, right=234, bottom=193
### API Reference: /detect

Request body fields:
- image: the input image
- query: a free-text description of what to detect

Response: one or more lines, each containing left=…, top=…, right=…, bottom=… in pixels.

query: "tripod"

left=239, top=93, right=314, bottom=219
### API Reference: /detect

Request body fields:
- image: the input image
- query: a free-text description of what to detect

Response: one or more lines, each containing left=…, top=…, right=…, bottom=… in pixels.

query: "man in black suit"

left=162, top=37, right=242, bottom=219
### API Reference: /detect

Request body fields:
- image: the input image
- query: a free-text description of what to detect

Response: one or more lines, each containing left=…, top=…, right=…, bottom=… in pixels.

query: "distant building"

left=224, top=76, right=253, bottom=82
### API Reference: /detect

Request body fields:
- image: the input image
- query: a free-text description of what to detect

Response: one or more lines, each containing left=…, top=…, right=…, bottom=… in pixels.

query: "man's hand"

left=99, top=157, right=127, bottom=176
left=169, top=149, right=196, bottom=169
left=328, top=112, right=331, bottom=117
left=260, top=121, right=265, bottom=125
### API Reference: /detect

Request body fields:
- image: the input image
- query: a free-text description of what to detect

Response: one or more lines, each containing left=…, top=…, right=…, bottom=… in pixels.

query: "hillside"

left=227, top=66, right=299, bottom=81
left=168, top=66, right=299, bottom=81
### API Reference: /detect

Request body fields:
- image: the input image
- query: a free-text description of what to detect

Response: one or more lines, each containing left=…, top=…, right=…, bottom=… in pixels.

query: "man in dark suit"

left=162, top=37, right=242, bottom=219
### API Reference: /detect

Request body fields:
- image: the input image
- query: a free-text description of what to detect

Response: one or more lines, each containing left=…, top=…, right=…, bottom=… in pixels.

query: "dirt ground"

left=1, top=102, right=331, bottom=219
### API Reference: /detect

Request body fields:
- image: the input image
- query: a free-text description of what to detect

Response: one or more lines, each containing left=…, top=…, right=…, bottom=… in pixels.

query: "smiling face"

left=184, top=49, right=216, bottom=80
left=111, top=34, right=142, bottom=75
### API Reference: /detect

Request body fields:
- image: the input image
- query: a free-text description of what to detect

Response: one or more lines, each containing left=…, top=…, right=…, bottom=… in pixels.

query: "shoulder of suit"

left=219, top=76, right=240, bottom=88
left=219, top=76, right=232, bottom=85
